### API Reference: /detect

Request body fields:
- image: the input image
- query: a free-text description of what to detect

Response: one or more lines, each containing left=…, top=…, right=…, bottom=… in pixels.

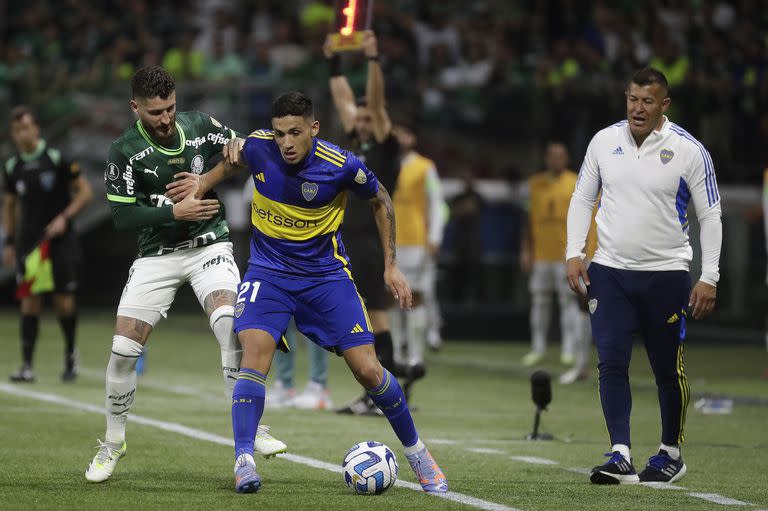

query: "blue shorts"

left=233, top=266, right=374, bottom=354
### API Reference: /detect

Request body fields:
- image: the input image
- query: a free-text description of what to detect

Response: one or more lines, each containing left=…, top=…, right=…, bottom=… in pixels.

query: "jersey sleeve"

left=342, top=151, right=379, bottom=199
left=3, top=157, right=18, bottom=195
left=105, top=143, right=135, bottom=204
left=242, top=131, right=273, bottom=175
left=566, top=134, right=601, bottom=260
left=197, top=112, right=237, bottom=163
left=686, top=143, right=722, bottom=285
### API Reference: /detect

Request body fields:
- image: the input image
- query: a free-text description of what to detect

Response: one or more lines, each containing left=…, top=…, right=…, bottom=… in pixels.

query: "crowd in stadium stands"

left=1, top=0, right=767, bottom=182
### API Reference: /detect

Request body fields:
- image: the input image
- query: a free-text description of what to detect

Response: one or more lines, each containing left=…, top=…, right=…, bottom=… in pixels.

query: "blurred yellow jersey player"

left=521, top=142, right=595, bottom=370
left=390, top=125, right=446, bottom=399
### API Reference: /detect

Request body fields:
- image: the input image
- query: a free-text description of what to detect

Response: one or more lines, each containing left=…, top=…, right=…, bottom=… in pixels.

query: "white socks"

left=403, top=438, right=425, bottom=455
left=530, top=292, right=552, bottom=354
left=210, top=305, right=242, bottom=402
left=105, top=335, right=143, bottom=445
left=406, top=305, right=427, bottom=366
left=661, top=443, right=681, bottom=460
left=612, top=444, right=631, bottom=461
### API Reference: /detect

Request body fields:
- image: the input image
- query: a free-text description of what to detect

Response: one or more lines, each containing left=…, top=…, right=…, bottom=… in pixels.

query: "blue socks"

left=368, top=369, right=419, bottom=448
left=232, top=368, right=267, bottom=458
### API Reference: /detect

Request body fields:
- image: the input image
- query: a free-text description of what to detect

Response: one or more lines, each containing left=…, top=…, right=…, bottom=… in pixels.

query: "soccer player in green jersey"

left=85, top=66, right=286, bottom=483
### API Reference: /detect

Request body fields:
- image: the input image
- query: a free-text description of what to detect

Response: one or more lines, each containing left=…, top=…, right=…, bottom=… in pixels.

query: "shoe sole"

left=259, top=446, right=287, bottom=459
left=236, top=480, right=261, bottom=493
left=590, top=471, right=640, bottom=485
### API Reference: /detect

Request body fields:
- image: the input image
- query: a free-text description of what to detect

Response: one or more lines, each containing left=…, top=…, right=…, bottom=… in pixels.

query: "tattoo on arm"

left=371, top=185, right=396, bottom=265
left=204, top=289, right=237, bottom=316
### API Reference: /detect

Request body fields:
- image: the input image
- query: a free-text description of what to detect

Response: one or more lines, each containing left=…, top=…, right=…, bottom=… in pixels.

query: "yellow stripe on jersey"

left=251, top=187, right=347, bottom=241
left=317, top=141, right=344, bottom=160
left=249, top=129, right=274, bottom=140
left=315, top=151, right=344, bottom=167
left=315, top=145, right=345, bottom=166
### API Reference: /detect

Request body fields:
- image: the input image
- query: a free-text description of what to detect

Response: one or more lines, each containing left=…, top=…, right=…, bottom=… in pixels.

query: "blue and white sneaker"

left=590, top=451, right=640, bottom=484
left=639, top=450, right=687, bottom=483
left=234, top=453, right=261, bottom=493
left=405, top=447, right=448, bottom=493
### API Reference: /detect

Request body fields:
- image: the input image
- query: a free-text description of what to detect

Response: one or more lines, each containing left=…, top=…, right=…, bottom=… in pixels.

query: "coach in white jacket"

left=565, top=68, right=722, bottom=485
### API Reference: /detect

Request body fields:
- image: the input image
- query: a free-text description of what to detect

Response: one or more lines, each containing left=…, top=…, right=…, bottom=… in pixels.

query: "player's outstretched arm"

left=166, top=137, right=247, bottom=202
left=363, top=31, right=392, bottom=143
left=369, top=184, right=412, bottom=309
left=324, top=35, right=357, bottom=133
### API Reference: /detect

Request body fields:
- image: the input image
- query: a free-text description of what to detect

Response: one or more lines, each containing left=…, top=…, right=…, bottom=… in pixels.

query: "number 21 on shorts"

left=234, top=281, right=260, bottom=318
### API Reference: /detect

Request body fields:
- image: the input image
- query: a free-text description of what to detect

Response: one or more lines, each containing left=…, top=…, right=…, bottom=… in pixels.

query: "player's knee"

left=210, top=305, right=237, bottom=347
left=353, top=358, right=383, bottom=389
left=110, top=335, right=144, bottom=372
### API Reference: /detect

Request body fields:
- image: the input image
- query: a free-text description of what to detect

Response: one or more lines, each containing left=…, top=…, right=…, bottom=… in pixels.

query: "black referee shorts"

left=16, top=235, right=80, bottom=294
left=343, top=233, right=392, bottom=311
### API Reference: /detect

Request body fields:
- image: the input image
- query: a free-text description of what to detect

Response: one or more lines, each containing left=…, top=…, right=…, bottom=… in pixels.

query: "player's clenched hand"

left=322, top=34, right=335, bottom=59
left=223, top=137, right=245, bottom=166
left=384, top=265, right=412, bottom=309
left=362, top=30, right=378, bottom=58
left=566, top=256, right=590, bottom=296
left=689, top=281, right=717, bottom=320
left=171, top=190, right=219, bottom=222
left=166, top=172, right=203, bottom=202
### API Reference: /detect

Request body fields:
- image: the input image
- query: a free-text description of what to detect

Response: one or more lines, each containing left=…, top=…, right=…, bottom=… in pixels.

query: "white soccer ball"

left=342, top=441, right=398, bottom=495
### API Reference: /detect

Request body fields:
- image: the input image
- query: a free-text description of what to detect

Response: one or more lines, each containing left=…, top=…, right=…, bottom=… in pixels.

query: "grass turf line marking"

left=466, top=448, right=506, bottom=455
left=509, top=456, right=559, bottom=465
left=0, top=383, right=522, bottom=511
left=687, top=493, right=751, bottom=506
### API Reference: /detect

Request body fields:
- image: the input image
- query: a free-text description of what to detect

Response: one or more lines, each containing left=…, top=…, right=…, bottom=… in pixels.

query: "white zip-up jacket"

left=566, top=117, right=722, bottom=285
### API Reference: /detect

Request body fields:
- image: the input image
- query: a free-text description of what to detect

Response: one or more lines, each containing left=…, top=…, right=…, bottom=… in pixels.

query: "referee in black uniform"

left=2, top=106, right=93, bottom=382
left=326, top=31, right=403, bottom=415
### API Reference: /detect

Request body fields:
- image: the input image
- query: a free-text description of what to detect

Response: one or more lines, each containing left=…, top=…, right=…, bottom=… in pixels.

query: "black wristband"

left=367, top=55, right=380, bottom=62
left=328, top=54, right=342, bottom=77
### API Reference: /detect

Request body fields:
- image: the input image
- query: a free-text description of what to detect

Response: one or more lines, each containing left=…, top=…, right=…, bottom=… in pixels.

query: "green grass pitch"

left=0, top=309, right=766, bottom=511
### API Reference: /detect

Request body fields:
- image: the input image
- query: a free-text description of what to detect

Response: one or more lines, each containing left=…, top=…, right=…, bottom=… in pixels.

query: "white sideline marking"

left=641, top=482, right=687, bottom=490
left=563, top=467, right=591, bottom=475
left=687, top=493, right=751, bottom=506
left=0, top=384, right=522, bottom=511
left=466, top=448, right=506, bottom=455
left=430, top=438, right=459, bottom=445
left=79, top=368, right=223, bottom=402
left=509, top=456, right=559, bottom=465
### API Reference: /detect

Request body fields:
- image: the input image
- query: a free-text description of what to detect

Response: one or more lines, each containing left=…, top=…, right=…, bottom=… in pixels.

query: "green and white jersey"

left=106, top=111, right=237, bottom=258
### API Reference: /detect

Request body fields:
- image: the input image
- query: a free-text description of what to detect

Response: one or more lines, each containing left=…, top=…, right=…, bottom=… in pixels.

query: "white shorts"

left=529, top=261, right=570, bottom=295
left=398, top=246, right=430, bottom=292
left=118, top=242, right=240, bottom=326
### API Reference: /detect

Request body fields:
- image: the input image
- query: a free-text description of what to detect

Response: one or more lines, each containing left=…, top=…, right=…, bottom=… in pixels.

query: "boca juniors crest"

left=660, top=149, right=674, bottom=165
left=301, top=182, right=318, bottom=201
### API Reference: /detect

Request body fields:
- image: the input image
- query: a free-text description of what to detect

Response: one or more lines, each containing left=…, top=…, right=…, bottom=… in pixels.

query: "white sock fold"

left=612, top=443, right=631, bottom=461
left=661, top=443, right=681, bottom=460
left=210, top=305, right=242, bottom=402
left=403, top=438, right=425, bottom=455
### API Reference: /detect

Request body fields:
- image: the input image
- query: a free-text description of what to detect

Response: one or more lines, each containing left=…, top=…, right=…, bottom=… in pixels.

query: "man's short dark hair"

left=132, top=65, right=176, bottom=100
left=629, top=68, right=670, bottom=97
left=10, top=105, right=36, bottom=124
left=271, top=91, right=314, bottom=119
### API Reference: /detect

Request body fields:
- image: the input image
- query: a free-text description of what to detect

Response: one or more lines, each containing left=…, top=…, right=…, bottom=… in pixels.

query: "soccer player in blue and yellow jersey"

left=166, top=92, right=448, bottom=494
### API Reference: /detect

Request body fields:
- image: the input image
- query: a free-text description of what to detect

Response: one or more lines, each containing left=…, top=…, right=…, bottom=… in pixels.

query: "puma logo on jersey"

left=141, top=166, right=159, bottom=178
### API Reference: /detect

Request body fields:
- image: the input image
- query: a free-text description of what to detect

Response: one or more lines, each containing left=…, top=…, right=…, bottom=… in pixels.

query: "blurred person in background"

left=448, top=172, right=483, bottom=304
left=325, top=31, right=403, bottom=416
left=2, top=105, right=93, bottom=383
left=390, top=124, right=446, bottom=401
left=520, top=142, right=581, bottom=368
